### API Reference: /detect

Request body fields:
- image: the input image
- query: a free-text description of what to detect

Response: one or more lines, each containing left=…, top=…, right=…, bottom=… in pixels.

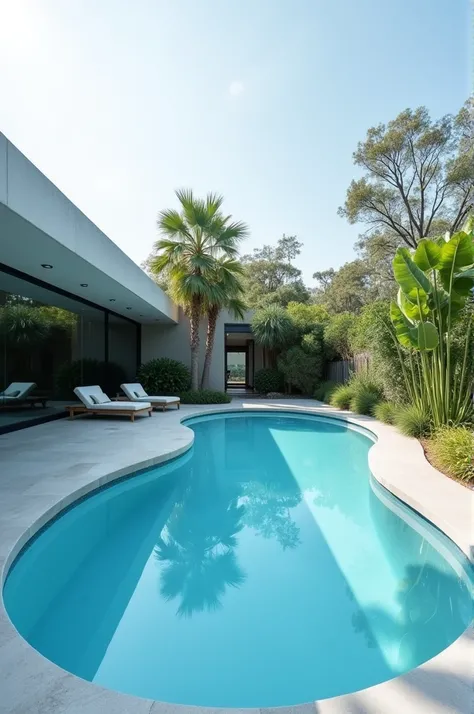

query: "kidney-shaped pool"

left=3, top=412, right=473, bottom=707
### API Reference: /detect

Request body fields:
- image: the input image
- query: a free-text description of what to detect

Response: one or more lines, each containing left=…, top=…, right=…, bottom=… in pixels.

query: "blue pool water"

left=3, top=412, right=473, bottom=707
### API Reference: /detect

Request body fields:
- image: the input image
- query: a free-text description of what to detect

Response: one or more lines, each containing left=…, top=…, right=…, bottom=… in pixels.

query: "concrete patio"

left=0, top=399, right=472, bottom=714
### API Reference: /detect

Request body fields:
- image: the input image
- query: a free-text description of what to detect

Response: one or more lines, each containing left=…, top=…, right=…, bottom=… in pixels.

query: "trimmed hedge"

left=138, top=358, right=191, bottom=395
left=179, top=390, right=231, bottom=404
left=254, top=368, right=284, bottom=395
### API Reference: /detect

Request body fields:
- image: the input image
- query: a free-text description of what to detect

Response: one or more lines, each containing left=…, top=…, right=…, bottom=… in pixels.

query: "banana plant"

left=390, top=216, right=474, bottom=427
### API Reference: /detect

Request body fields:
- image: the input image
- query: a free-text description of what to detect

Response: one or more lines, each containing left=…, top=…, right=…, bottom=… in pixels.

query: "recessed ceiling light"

left=126, top=307, right=132, bottom=310
left=41, top=263, right=53, bottom=269
left=139, top=314, right=144, bottom=317
left=109, top=299, right=116, bottom=302
left=80, top=283, right=88, bottom=287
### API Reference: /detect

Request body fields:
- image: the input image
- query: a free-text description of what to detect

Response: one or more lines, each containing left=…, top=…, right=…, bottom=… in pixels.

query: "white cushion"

left=144, top=396, right=180, bottom=403
left=1, top=382, right=36, bottom=399
left=74, top=386, right=109, bottom=409
left=121, top=383, right=148, bottom=400
left=90, top=401, right=152, bottom=411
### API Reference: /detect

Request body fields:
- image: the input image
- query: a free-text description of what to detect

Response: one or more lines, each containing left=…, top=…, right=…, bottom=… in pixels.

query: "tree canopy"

left=339, top=102, right=474, bottom=249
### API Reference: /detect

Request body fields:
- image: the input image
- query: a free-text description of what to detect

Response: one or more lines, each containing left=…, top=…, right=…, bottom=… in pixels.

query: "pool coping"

left=0, top=399, right=473, bottom=714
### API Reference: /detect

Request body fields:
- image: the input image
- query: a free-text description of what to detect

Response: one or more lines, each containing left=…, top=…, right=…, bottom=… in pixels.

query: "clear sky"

left=0, top=0, right=471, bottom=284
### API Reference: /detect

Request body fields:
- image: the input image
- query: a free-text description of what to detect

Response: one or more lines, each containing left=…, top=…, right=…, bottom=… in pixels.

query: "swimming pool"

left=3, top=411, right=473, bottom=708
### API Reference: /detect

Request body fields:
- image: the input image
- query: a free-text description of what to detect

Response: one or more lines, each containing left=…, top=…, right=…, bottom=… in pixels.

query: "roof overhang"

left=0, top=133, right=178, bottom=325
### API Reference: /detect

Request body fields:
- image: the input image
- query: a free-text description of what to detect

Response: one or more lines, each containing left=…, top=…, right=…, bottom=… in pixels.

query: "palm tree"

left=151, top=190, right=248, bottom=390
left=0, top=304, right=51, bottom=344
left=251, top=304, right=295, bottom=367
left=200, top=257, right=246, bottom=389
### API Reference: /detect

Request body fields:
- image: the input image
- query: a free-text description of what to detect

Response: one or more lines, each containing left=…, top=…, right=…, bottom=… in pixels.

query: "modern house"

left=0, top=133, right=263, bottom=432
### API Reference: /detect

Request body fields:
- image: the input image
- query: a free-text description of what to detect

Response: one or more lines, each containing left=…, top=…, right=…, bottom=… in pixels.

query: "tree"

left=0, top=304, right=51, bottom=344
left=339, top=103, right=474, bottom=249
left=149, top=189, right=248, bottom=390
left=251, top=304, right=296, bottom=367
left=312, top=260, right=371, bottom=312
left=200, top=257, right=246, bottom=389
left=241, top=234, right=310, bottom=308
left=324, top=313, right=355, bottom=360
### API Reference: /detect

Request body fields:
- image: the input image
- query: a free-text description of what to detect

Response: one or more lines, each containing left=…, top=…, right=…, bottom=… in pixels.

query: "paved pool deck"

left=0, top=399, right=473, bottom=714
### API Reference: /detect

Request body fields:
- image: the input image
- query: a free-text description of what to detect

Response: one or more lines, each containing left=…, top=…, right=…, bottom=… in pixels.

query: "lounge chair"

left=69, top=386, right=152, bottom=422
left=121, top=383, right=180, bottom=411
left=0, top=382, right=37, bottom=408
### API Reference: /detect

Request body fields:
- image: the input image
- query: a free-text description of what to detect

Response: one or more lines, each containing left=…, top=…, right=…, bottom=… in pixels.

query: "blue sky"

left=0, top=0, right=471, bottom=283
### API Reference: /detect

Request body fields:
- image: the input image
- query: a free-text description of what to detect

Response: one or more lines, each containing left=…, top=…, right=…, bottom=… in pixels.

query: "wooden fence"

left=326, top=353, right=371, bottom=383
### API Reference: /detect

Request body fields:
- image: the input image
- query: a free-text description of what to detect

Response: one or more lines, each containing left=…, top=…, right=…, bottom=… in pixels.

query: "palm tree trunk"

left=189, top=297, right=201, bottom=391
left=201, top=305, right=219, bottom=389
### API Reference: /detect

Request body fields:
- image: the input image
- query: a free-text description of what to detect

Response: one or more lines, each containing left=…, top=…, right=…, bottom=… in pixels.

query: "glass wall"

left=0, top=268, right=138, bottom=432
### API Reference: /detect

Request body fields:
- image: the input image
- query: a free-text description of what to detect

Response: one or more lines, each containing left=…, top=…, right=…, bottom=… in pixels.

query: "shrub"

left=278, top=345, right=323, bottom=395
left=350, top=389, right=380, bottom=416
left=138, top=358, right=191, bottom=395
left=56, top=358, right=126, bottom=399
left=330, top=384, right=355, bottom=410
left=179, top=390, right=231, bottom=404
left=348, top=371, right=384, bottom=400
left=394, top=403, right=432, bottom=438
left=426, top=427, right=474, bottom=482
left=373, top=401, right=399, bottom=425
left=254, top=368, right=284, bottom=395
left=314, top=380, right=340, bottom=402
left=324, top=312, right=355, bottom=360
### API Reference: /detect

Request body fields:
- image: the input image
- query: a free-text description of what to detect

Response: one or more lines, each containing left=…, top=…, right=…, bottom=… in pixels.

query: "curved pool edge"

left=0, top=399, right=473, bottom=714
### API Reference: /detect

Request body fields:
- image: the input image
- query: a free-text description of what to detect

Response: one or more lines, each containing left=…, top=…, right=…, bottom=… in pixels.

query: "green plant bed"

left=394, top=403, right=432, bottom=438
left=314, top=381, right=340, bottom=402
left=329, top=384, right=354, bottom=410
left=138, top=358, right=191, bottom=395
left=373, top=401, right=399, bottom=425
left=425, top=427, right=474, bottom=483
left=350, top=389, right=380, bottom=416
left=179, top=390, right=231, bottom=404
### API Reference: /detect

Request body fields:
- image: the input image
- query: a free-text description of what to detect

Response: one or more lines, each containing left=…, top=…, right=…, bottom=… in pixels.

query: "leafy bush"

left=254, top=368, right=284, bottom=394
left=278, top=346, right=322, bottom=395
left=324, top=312, right=355, bottom=360
left=426, top=427, right=474, bottom=482
left=330, top=384, right=355, bottom=410
left=373, top=401, right=399, bottom=425
left=314, top=380, right=340, bottom=402
left=179, top=390, right=231, bottom=404
left=348, top=371, right=384, bottom=400
left=56, top=359, right=126, bottom=399
left=138, top=358, right=191, bottom=395
left=394, top=403, right=432, bottom=438
left=350, top=389, right=380, bottom=416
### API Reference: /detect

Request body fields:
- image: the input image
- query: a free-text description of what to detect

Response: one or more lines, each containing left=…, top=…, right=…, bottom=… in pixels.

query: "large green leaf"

left=390, top=302, right=418, bottom=348
left=417, top=321, right=439, bottom=351
left=413, top=239, right=441, bottom=272
left=439, top=232, right=474, bottom=291
left=461, top=214, right=474, bottom=234
left=393, top=247, right=431, bottom=300
left=452, top=273, right=474, bottom=296
left=397, top=288, right=429, bottom=322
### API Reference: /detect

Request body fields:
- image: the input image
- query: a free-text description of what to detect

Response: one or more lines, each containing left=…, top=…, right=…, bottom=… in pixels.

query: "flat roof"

left=0, top=133, right=178, bottom=324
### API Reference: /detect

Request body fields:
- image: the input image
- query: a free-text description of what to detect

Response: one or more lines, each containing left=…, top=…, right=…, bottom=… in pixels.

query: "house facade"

left=0, top=133, right=262, bottom=432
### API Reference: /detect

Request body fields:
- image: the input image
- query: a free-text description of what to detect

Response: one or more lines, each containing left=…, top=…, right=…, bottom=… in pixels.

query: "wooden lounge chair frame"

left=66, top=404, right=152, bottom=422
